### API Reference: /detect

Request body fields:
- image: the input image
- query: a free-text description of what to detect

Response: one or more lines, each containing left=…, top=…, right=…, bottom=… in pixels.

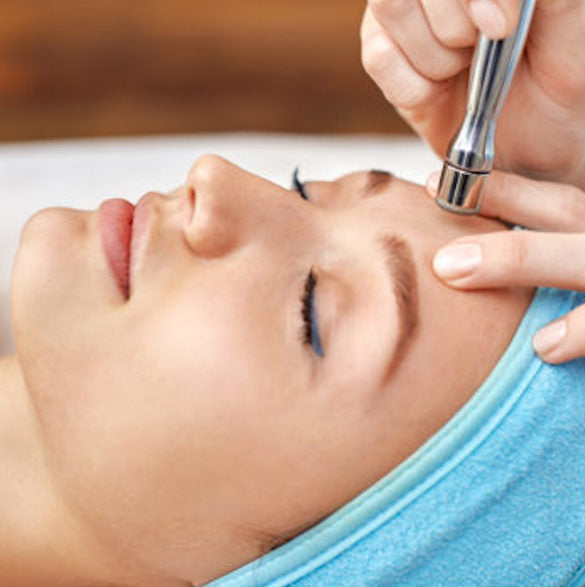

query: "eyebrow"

left=361, top=169, right=394, bottom=197
left=358, top=170, right=419, bottom=374
left=302, top=169, right=416, bottom=376
left=379, top=234, right=419, bottom=380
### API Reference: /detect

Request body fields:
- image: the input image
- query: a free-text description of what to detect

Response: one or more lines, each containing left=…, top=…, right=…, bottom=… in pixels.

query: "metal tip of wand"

left=434, top=162, right=487, bottom=216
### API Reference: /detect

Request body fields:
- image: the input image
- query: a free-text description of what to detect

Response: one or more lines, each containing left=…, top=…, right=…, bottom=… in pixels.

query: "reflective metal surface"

left=435, top=0, right=536, bottom=215
left=436, top=163, right=487, bottom=215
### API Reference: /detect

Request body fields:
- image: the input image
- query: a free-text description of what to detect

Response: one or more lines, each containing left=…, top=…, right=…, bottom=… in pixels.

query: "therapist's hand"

left=361, top=0, right=585, bottom=189
left=427, top=170, right=585, bottom=364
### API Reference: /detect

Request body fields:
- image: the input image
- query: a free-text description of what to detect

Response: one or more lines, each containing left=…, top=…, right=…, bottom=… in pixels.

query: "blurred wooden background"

left=0, top=0, right=411, bottom=142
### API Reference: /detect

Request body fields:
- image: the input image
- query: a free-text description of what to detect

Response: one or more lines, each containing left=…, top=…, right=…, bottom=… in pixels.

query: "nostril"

left=188, top=187, right=196, bottom=222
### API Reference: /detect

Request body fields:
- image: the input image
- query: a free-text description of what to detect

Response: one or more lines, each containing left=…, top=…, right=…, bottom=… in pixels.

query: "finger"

left=421, top=0, right=478, bottom=48
left=432, top=231, right=585, bottom=291
left=426, top=170, right=585, bottom=233
left=367, top=0, right=472, bottom=81
left=361, top=7, right=447, bottom=110
left=464, top=0, right=521, bottom=39
left=533, top=303, right=585, bottom=364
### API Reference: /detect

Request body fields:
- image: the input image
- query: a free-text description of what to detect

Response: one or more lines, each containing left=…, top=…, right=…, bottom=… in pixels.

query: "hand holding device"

left=361, top=0, right=585, bottom=190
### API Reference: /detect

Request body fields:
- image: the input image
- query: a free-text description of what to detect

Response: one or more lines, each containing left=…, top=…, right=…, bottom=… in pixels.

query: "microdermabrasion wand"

left=435, top=0, right=537, bottom=215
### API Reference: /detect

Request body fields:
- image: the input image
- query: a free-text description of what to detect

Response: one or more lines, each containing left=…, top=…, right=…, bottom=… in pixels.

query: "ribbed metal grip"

left=436, top=164, right=487, bottom=215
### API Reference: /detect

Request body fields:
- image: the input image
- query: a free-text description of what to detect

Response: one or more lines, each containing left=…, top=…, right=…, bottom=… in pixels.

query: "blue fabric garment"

left=204, top=288, right=585, bottom=587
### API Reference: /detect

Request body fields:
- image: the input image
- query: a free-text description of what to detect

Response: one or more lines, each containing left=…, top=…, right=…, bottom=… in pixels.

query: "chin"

left=10, top=207, right=110, bottom=450
left=10, top=207, right=97, bottom=372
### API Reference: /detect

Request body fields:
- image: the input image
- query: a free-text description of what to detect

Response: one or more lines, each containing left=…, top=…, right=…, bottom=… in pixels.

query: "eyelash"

left=301, top=269, right=324, bottom=358
left=292, top=168, right=323, bottom=358
left=292, top=167, right=309, bottom=201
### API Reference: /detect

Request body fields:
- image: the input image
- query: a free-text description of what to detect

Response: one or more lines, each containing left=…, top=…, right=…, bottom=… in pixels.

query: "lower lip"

left=99, top=199, right=135, bottom=299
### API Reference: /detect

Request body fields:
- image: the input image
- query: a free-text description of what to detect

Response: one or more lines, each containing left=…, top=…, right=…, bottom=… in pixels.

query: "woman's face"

left=11, top=155, right=517, bottom=584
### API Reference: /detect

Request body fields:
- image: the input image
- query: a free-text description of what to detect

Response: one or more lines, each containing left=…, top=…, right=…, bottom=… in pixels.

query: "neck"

left=0, top=355, right=181, bottom=587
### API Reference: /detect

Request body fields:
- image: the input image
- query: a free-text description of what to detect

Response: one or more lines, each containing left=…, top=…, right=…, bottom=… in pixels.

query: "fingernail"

left=433, top=243, right=482, bottom=280
left=469, top=0, right=508, bottom=39
left=426, top=171, right=441, bottom=197
left=533, top=320, right=567, bottom=357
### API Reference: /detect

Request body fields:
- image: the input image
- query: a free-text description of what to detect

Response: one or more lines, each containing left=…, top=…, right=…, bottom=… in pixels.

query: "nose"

left=183, top=154, right=299, bottom=258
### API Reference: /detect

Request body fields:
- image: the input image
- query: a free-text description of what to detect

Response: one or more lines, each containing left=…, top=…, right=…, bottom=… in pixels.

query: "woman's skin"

left=0, top=155, right=533, bottom=587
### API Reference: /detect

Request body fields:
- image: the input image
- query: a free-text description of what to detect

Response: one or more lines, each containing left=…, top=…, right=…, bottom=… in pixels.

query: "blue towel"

left=204, top=287, right=585, bottom=587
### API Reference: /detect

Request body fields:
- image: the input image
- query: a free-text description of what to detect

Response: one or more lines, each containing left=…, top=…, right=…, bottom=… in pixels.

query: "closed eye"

left=301, top=269, right=324, bottom=358
left=292, top=168, right=323, bottom=357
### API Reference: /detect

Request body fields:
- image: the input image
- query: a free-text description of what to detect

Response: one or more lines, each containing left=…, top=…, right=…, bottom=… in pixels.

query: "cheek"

left=29, top=299, right=259, bottom=554
left=14, top=260, right=310, bottom=571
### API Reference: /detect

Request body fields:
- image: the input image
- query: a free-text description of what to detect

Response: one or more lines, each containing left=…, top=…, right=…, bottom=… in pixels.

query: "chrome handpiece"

left=435, top=0, right=537, bottom=215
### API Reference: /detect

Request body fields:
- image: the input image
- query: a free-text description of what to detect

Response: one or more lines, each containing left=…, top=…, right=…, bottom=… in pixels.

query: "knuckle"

left=499, top=234, right=529, bottom=274
left=394, top=78, right=448, bottom=112
left=361, top=36, right=390, bottom=78
left=392, top=82, right=435, bottom=111
left=423, top=51, right=470, bottom=81
left=360, top=6, right=377, bottom=41
left=422, top=0, right=477, bottom=48
left=432, top=27, right=459, bottom=47
left=434, top=27, right=475, bottom=49
left=362, top=33, right=398, bottom=81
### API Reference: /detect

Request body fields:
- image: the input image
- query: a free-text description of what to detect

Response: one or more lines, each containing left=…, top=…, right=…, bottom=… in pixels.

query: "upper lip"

left=128, top=191, right=158, bottom=297
left=107, top=189, right=190, bottom=300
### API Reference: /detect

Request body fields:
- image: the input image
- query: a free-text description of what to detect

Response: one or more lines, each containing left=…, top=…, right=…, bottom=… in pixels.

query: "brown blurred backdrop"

left=0, top=0, right=411, bottom=142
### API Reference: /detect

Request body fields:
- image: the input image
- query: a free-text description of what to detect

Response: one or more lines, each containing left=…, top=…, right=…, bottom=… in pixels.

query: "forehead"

left=332, top=169, right=395, bottom=196
left=305, top=170, right=423, bottom=209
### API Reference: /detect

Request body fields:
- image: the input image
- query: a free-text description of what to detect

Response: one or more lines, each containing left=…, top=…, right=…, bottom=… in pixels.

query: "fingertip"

left=532, top=320, right=567, bottom=362
left=432, top=242, right=483, bottom=283
left=467, top=0, right=510, bottom=39
left=426, top=171, right=441, bottom=198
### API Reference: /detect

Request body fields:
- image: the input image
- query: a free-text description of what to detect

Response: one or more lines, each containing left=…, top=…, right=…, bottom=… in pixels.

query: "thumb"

left=464, top=0, right=522, bottom=39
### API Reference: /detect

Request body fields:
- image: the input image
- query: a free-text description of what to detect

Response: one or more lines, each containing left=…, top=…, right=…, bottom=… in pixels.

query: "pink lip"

left=99, top=192, right=162, bottom=299
left=129, top=192, right=155, bottom=289
left=99, top=199, right=135, bottom=299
